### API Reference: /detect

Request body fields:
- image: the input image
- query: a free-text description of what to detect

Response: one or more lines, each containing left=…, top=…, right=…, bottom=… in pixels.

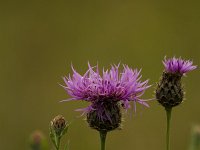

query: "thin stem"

left=55, top=136, right=61, bottom=150
left=165, top=107, right=172, bottom=150
left=57, top=140, right=60, bottom=150
left=99, top=131, right=107, bottom=150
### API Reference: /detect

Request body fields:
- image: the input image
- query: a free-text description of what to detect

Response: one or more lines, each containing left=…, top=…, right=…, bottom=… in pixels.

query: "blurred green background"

left=0, top=0, right=200, bottom=150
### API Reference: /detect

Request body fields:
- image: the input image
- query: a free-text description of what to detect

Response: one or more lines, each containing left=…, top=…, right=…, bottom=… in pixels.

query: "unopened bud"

left=29, top=130, right=47, bottom=150
left=50, top=115, right=69, bottom=149
left=51, top=115, right=66, bottom=136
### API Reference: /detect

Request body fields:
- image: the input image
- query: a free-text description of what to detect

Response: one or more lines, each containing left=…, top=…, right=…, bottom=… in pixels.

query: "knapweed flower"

left=156, top=57, right=197, bottom=108
left=61, top=63, right=151, bottom=132
left=163, top=57, right=197, bottom=75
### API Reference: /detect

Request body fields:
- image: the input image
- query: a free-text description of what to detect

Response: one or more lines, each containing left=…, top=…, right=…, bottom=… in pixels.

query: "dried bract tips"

left=51, top=115, right=66, bottom=136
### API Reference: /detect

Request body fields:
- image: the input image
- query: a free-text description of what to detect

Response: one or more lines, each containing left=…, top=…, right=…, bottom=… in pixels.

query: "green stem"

left=99, top=131, right=107, bottom=150
left=55, top=136, right=61, bottom=150
left=166, top=107, right=172, bottom=150
left=57, top=140, right=60, bottom=150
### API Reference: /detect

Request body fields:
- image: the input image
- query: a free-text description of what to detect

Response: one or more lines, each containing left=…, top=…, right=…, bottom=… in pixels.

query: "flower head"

left=163, top=57, right=197, bottom=75
left=156, top=57, right=197, bottom=108
left=62, top=63, right=150, bottom=111
left=61, top=63, right=151, bottom=131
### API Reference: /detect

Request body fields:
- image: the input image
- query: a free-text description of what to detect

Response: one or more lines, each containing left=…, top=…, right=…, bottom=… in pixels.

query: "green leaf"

left=49, top=125, right=58, bottom=149
left=61, top=125, right=69, bottom=137
left=61, top=122, right=71, bottom=137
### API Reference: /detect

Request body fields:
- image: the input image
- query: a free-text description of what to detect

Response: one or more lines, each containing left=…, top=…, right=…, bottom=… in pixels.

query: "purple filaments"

left=163, top=57, right=197, bottom=75
left=61, top=63, right=151, bottom=116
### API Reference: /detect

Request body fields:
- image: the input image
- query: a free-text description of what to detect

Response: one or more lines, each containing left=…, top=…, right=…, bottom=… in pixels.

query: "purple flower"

left=61, top=63, right=151, bottom=115
left=156, top=57, right=197, bottom=108
left=163, top=57, right=197, bottom=75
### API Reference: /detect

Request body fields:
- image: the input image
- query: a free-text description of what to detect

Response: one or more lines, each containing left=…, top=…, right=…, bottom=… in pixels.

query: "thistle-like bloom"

left=61, top=63, right=151, bottom=131
left=163, top=57, right=197, bottom=75
left=156, top=57, right=197, bottom=108
left=156, top=57, right=197, bottom=150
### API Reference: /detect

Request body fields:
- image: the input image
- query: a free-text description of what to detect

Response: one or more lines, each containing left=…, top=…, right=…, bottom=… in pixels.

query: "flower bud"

left=50, top=115, right=69, bottom=149
left=51, top=115, right=66, bottom=136
left=29, top=130, right=48, bottom=150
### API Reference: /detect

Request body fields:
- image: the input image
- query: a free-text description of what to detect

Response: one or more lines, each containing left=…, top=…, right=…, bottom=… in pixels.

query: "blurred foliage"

left=189, top=125, right=200, bottom=150
left=0, top=0, right=200, bottom=150
left=29, top=130, right=48, bottom=150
